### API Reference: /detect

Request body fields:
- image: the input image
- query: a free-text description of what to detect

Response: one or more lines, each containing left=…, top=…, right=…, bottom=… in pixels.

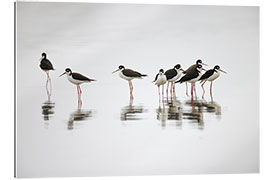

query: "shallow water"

left=16, top=2, right=259, bottom=177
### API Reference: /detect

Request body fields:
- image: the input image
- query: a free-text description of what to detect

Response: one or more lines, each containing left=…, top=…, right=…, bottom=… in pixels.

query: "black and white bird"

left=112, top=65, right=147, bottom=99
left=60, top=68, right=96, bottom=108
left=176, top=64, right=204, bottom=100
left=183, top=59, right=207, bottom=96
left=39, top=52, right=54, bottom=99
left=199, top=65, right=226, bottom=101
left=153, top=69, right=167, bottom=103
left=164, top=64, right=183, bottom=96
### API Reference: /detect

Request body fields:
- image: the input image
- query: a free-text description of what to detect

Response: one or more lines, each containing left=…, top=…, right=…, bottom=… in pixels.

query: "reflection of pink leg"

left=201, top=80, right=207, bottom=99
left=185, top=82, right=189, bottom=96
left=210, top=81, right=213, bottom=102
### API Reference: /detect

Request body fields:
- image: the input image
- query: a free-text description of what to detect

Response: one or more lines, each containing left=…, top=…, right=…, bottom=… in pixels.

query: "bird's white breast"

left=208, top=71, right=220, bottom=81
left=155, top=74, right=167, bottom=86
left=67, top=75, right=84, bottom=85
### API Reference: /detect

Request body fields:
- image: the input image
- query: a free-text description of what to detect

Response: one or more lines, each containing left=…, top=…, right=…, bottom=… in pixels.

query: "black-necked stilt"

left=153, top=69, right=167, bottom=104
left=199, top=65, right=226, bottom=101
left=164, top=64, right=183, bottom=97
left=60, top=68, right=96, bottom=108
left=112, top=65, right=147, bottom=99
left=39, top=52, right=54, bottom=99
left=176, top=64, right=204, bottom=100
left=183, top=59, right=207, bottom=96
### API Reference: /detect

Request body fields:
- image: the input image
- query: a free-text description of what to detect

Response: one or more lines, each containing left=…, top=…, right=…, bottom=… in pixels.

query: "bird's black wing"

left=199, top=69, right=215, bottom=81
left=176, top=70, right=199, bottom=83
left=72, top=73, right=95, bottom=81
left=153, top=73, right=159, bottom=82
left=123, top=69, right=147, bottom=77
left=164, top=69, right=177, bottom=80
left=40, top=59, right=54, bottom=70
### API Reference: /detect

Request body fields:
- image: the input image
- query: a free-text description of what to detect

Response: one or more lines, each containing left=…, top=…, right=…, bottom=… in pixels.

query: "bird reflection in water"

left=41, top=95, right=55, bottom=129
left=68, top=109, right=92, bottom=130
left=156, top=97, right=182, bottom=129
left=183, top=100, right=222, bottom=129
left=120, top=98, right=146, bottom=121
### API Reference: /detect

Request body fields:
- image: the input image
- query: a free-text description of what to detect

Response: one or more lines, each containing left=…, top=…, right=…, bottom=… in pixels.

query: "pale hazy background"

left=16, top=2, right=259, bottom=177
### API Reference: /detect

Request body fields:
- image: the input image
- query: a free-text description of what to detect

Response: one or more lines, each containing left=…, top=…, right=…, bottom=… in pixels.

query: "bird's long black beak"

left=219, top=69, right=227, bottom=73
left=202, top=68, right=207, bottom=71
left=59, top=72, right=65, bottom=77
left=112, top=69, right=120, bottom=74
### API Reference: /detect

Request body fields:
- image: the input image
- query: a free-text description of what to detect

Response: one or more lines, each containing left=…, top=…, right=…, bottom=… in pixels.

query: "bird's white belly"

left=119, top=72, right=135, bottom=81
left=67, top=75, right=84, bottom=85
left=208, top=72, right=220, bottom=81
left=155, top=75, right=167, bottom=86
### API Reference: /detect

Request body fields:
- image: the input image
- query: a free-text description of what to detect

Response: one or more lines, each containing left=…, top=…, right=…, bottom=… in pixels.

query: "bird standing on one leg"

left=60, top=68, right=96, bottom=109
left=153, top=69, right=167, bottom=105
left=199, top=65, right=226, bottom=102
left=164, top=64, right=183, bottom=97
left=39, top=52, right=54, bottom=100
left=112, top=65, right=147, bottom=100
left=175, top=64, right=204, bottom=103
left=183, top=59, right=207, bottom=97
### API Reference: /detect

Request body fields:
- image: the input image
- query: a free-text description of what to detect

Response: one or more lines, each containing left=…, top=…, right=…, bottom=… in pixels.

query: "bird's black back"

left=123, top=69, right=147, bottom=77
left=165, top=69, right=177, bottom=80
left=199, top=69, right=215, bottom=81
left=40, top=59, right=54, bottom=71
left=72, top=73, right=95, bottom=81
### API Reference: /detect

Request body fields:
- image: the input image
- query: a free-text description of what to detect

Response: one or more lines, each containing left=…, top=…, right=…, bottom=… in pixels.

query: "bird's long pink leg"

left=166, top=82, right=169, bottom=98
left=191, top=83, right=194, bottom=104
left=128, top=80, right=133, bottom=99
left=172, top=82, right=176, bottom=97
left=45, top=71, right=51, bottom=100
left=185, top=82, right=189, bottom=96
left=162, top=84, right=165, bottom=104
left=210, top=81, right=213, bottom=102
left=193, top=83, right=197, bottom=100
left=158, top=85, right=161, bottom=104
left=201, top=80, right=207, bottom=99
left=170, top=82, right=173, bottom=96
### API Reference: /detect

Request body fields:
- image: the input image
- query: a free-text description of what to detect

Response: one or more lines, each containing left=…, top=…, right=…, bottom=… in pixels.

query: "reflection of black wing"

left=165, top=69, right=177, bottom=80
left=40, top=59, right=54, bottom=70
left=177, top=70, right=199, bottom=83
left=72, top=73, right=96, bottom=81
left=123, top=69, right=147, bottom=77
left=199, top=69, right=214, bottom=81
left=153, top=73, right=159, bottom=82
left=183, top=64, right=196, bottom=74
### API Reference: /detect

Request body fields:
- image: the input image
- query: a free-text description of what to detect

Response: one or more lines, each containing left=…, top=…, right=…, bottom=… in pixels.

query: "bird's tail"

left=141, top=74, right=147, bottom=77
left=89, top=79, right=96, bottom=82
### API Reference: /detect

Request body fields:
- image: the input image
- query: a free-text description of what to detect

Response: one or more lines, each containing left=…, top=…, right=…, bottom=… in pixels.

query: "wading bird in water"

left=39, top=52, right=54, bottom=100
left=60, top=68, right=96, bottom=109
left=153, top=69, right=167, bottom=104
left=112, top=65, right=147, bottom=100
left=164, top=64, right=183, bottom=97
left=183, top=59, right=207, bottom=97
left=176, top=64, right=204, bottom=103
left=199, top=65, right=226, bottom=102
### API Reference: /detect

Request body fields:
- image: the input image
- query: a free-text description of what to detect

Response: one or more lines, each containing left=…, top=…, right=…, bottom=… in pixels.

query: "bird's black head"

left=159, top=69, right=164, bottom=73
left=196, top=59, right=202, bottom=64
left=118, top=65, right=125, bottom=69
left=41, top=52, right=47, bottom=58
left=214, top=65, right=220, bottom=70
left=65, top=68, right=72, bottom=73
left=174, top=64, right=181, bottom=69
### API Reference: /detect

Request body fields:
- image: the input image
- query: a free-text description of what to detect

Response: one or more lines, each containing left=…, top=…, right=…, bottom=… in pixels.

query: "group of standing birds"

left=39, top=52, right=226, bottom=108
